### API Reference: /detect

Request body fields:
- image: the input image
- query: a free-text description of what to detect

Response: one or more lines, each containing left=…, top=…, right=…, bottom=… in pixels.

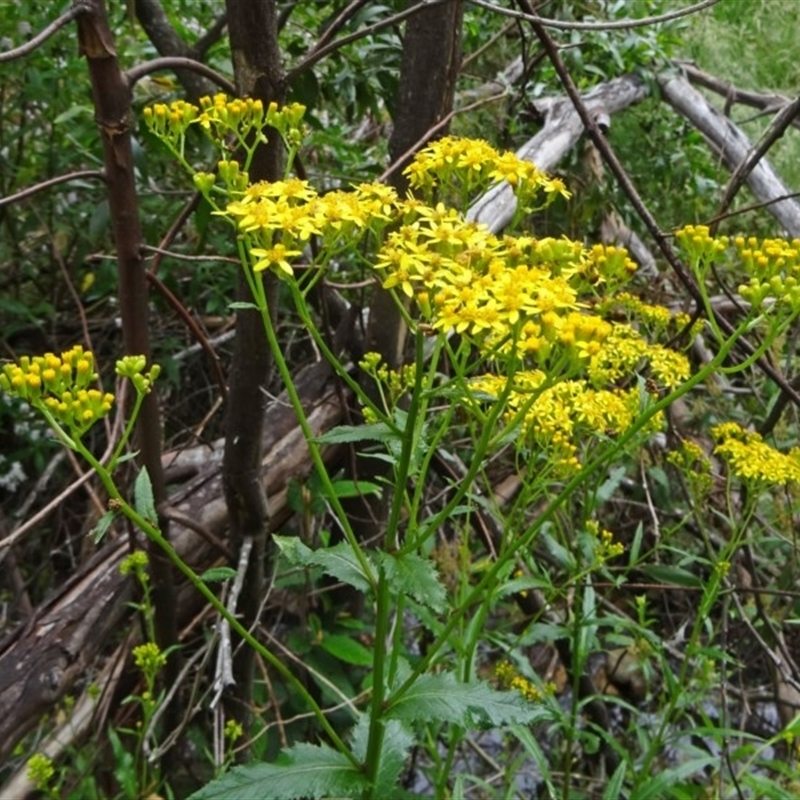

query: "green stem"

left=260, top=278, right=377, bottom=587
left=388, top=317, right=753, bottom=707
left=75, top=442, right=359, bottom=767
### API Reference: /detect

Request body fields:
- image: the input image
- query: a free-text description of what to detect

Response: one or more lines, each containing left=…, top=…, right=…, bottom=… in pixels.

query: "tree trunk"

left=221, top=0, right=286, bottom=742
left=75, top=0, right=179, bottom=712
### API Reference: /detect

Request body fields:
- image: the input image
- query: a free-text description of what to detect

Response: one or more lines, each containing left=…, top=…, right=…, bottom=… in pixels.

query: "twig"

left=468, top=0, right=720, bottom=31
left=211, top=535, right=253, bottom=708
left=377, top=91, right=509, bottom=184
left=0, top=5, right=84, bottom=63
left=0, top=170, right=105, bottom=209
left=286, top=0, right=450, bottom=84
left=126, top=57, right=236, bottom=94
left=712, top=93, right=800, bottom=234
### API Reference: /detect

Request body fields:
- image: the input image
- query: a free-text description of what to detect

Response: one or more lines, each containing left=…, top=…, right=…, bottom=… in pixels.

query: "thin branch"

left=523, top=4, right=800, bottom=414
left=676, top=60, right=798, bottom=127
left=0, top=170, right=105, bottom=209
left=286, top=0, right=450, bottom=84
left=0, top=5, right=84, bottom=63
left=377, top=91, right=509, bottom=184
left=713, top=93, right=800, bottom=233
left=190, top=12, right=228, bottom=60
left=467, top=0, right=720, bottom=31
left=315, top=0, right=372, bottom=53
left=126, top=57, right=236, bottom=94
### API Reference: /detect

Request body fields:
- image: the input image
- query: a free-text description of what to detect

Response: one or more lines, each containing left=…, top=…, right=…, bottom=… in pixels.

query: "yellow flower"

left=711, top=422, right=800, bottom=485
left=250, top=243, right=302, bottom=276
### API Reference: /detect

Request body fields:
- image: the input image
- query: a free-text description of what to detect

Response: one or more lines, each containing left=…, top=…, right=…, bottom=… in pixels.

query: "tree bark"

left=75, top=0, right=179, bottom=710
left=221, top=0, right=285, bottom=743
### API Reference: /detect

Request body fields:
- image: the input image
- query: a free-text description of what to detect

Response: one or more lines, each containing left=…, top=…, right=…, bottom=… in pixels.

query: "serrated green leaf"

left=320, top=633, right=374, bottom=666
left=272, top=534, right=315, bottom=565
left=314, top=422, right=399, bottom=446
left=273, top=535, right=374, bottom=592
left=188, top=742, right=369, bottom=800
left=133, top=467, right=157, bottom=523
left=350, top=714, right=413, bottom=798
left=386, top=673, right=543, bottom=729
left=199, top=567, right=237, bottom=583
left=378, top=552, right=447, bottom=612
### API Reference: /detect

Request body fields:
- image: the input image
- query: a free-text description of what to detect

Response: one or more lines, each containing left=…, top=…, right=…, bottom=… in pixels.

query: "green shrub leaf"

left=320, top=633, right=374, bottom=666
left=188, top=742, right=369, bottom=800
left=273, top=535, right=374, bottom=592
left=386, top=673, right=544, bottom=729
left=378, top=551, right=447, bottom=612
left=133, top=467, right=156, bottom=524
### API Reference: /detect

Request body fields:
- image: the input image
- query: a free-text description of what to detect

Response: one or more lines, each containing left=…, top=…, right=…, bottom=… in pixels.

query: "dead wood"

left=0, top=359, right=346, bottom=765
left=660, top=74, right=800, bottom=237
left=468, top=74, right=649, bottom=233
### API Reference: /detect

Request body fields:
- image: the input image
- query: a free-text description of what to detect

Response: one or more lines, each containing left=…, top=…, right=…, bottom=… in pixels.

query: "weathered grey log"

left=660, top=74, right=800, bottom=237
left=0, top=360, right=345, bottom=765
left=467, top=74, right=649, bottom=233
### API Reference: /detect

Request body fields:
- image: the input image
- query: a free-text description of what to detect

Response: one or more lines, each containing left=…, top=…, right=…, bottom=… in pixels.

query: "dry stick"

left=522, top=14, right=800, bottom=412
left=0, top=169, right=105, bottom=208
left=711, top=93, right=800, bottom=237
left=676, top=61, right=800, bottom=130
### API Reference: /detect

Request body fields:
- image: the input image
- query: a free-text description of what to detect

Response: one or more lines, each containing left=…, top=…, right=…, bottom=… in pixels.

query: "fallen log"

left=0, top=359, right=346, bottom=766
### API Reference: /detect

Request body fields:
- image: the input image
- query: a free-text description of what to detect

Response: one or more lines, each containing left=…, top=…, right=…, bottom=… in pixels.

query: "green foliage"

left=7, top=4, right=800, bottom=800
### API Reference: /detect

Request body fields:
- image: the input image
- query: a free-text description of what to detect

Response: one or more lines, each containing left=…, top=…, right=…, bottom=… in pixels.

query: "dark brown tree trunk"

left=75, top=0, right=179, bottom=709
left=222, top=0, right=285, bottom=745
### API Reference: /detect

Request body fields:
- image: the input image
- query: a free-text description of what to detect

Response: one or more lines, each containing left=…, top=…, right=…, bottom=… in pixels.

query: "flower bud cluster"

left=0, top=345, right=114, bottom=437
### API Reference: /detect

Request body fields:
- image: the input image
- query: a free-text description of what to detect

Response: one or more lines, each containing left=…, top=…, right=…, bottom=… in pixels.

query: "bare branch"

left=126, top=57, right=236, bottom=94
left=675, top=60, right=798, bottom=127
left=286, top=0, right=450, bottom=83
left=466, top=0, right=721, bottom=31
left=660, top=75, right=800, bottom=237
left=0, top=169, right=105, bottom=209
left=714, top=93, right=800, bottom=227
left=0, top=5, right=83, bottom=63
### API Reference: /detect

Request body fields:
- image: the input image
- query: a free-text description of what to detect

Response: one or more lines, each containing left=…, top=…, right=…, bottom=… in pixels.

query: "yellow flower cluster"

left=675, top=224, right=729, bottom=275
left=0, top=345, right=114, bottom=437
left=735, top=235, right=800, bottom=311
left=26, top=754, right=55, bottom=792
left=227, top=181, right=399, bottom=276
left=403, top=136, right=570, bottom=210
left=359, top=351, right=417, bottom=406
left=470, top=371, right=662, bottom=474
left=711, top=422, right=800, bottom=485
left=587, top=520, right=625, bottom=561
left=132, top=641, right=167, bottom=673
left=667, top=439, right=713, bottom=500
left=598, top=292, right=699, bottom=339
left=580, top=243, right=638, bottom=290
left=494, top=660, right=555, bottom=703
